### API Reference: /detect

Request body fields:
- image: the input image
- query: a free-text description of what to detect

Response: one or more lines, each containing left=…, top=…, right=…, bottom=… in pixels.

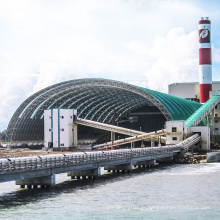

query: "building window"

left=215, top=128, right=219, bottom=130
left=172, top=127, right=177, bottom=132
left=215, top=114, right=218, bottom=117
left=61, top=144, right=64, bottom=146
left=215, top=105, right=218, bottom=109
left=49, top=129, right=52, bottom=132
left=61, top=128, right=64, bottom=131
left=49, top=116, right=53, bottom=119
left=61, top=116, right=64, bottom=119
left=172, top=137, right=177, bottom=140
left=215, top=120, right=218, bottom=123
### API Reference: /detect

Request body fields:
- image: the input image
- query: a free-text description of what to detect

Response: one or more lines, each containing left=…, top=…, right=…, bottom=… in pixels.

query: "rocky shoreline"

left=174, top=152, right=207, bottom=164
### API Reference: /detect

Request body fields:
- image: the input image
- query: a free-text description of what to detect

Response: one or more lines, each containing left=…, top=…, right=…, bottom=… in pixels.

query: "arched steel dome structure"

left=6, top=78, right=202, bottom=142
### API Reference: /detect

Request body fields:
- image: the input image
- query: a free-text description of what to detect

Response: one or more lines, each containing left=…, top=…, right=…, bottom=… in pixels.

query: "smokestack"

left=198, top=17, right=212, bottom=103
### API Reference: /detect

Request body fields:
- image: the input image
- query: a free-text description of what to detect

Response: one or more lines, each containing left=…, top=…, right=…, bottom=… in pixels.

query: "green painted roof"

left=7, top=78, right=204, bottom=142
left=185, top=95, right=219, bottom=128
left=137, top=86, right=202, bottom=121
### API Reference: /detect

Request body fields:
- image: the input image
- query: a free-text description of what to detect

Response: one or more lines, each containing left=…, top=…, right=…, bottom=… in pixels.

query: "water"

left=0, top=163, right=220, bottom=220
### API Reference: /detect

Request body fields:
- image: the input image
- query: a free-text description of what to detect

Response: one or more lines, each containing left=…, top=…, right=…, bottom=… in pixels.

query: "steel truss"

left=7, top=79, right=173, bottom=142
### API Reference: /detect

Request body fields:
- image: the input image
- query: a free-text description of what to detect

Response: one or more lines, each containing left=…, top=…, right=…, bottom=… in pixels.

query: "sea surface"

left=0, top=163, right=220, bottom=220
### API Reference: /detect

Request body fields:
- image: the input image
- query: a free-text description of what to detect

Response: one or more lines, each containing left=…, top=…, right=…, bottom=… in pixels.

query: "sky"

left=1, top=0, right=220, bottom=131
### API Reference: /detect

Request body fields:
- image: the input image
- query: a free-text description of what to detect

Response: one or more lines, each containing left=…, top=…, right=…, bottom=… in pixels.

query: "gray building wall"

left=168, top=81, right=220, bottom=101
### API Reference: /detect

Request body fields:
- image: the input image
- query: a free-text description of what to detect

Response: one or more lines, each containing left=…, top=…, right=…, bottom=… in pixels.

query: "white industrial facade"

left=191, top=126, right=210, bottom=151
left=44, top=109, right=77, bottom=149
left=165, top=121, right=185, bottom=145
left=168, top=81, right=220, bottom=102
left=169, top=85, right=220, bottom=147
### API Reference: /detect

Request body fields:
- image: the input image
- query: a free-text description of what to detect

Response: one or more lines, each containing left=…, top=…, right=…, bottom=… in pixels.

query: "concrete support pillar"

left=67, top=168, right=101, bottom=179
left=16, top=175, right=55, bottom=188
left=73, top=123, right=78, bottom=147
left=134, top=159, right=155, bottom=168
left=211, top=109, right=215, bottom=142
left=158, top=135, right=161, bottom=147
left=151, top=138, right=155, bottom=147
left=141, top=140, right=145, bottom=148
left=131, top=142, right=135, bottom=149
left=111, top=132, right=115, bottom=142
left=104, top=162, right=133, bottom=172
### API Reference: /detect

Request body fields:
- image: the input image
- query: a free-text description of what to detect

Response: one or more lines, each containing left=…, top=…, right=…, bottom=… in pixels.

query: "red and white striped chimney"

left=198, top=17, right=212, bottom=103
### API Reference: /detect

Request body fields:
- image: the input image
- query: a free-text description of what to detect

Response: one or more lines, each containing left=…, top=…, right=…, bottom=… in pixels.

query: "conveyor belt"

left=185, top=95, right=220, bottom=129
left=74, top=118, right=146, bottom=136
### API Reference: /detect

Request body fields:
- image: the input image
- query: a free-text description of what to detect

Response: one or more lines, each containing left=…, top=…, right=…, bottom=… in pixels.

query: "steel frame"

left=7, top=79, right=172, bottom=142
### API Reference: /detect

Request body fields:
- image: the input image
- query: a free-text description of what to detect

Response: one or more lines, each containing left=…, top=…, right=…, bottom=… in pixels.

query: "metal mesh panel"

left=185, top=95, right=219, bottom=128
left=7, top=78, right=202, bottom=142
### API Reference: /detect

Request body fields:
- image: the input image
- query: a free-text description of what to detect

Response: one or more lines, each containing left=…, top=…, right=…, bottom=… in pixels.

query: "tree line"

left=0, top=130, right=7, bottom=142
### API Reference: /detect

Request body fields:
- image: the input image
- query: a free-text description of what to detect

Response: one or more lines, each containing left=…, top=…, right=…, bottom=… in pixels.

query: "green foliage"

left=210, top=141, right=219, bottom=150
left=0, top=130, right=7, bottom=142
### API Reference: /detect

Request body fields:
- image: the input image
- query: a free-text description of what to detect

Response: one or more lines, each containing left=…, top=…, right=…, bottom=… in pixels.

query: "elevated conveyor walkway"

left=92, top=132, right=200, bottom=150
left=185, top=95, right=220, bottom=130
left=74, top=118, right=166, bottom=147
left=74, top=118, right=145, bottom=136
left=92, top=129, right=166, bottom=149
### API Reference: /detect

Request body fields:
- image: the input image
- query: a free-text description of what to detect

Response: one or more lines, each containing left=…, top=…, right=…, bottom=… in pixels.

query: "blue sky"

left=0, top=0, right=220, bottom=131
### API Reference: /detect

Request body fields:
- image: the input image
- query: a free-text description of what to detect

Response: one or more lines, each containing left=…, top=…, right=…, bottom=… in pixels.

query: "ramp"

left=74, top=118, right=145, bottom=136
left=185, top=95, right=220, bottom=129
left=92, top=129, right=166, bottom=149
left=93, top=132, right=199, bottom=150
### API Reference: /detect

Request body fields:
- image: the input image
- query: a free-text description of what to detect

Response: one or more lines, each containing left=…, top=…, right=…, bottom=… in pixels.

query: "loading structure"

left=6, top=78, right=202, bottom=145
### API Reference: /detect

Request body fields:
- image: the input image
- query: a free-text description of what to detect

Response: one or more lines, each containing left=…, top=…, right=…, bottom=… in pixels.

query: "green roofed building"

left=6, top=78, right=202, bottom=144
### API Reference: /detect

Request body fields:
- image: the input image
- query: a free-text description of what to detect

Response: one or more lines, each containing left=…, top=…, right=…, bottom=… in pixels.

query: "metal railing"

left=0, top=147, right=174, bottom=172
left=0, top=134, right=200, bottom=173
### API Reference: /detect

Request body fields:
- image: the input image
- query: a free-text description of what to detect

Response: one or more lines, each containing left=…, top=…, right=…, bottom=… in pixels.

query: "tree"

left=0, top=130, right=7, bottom=142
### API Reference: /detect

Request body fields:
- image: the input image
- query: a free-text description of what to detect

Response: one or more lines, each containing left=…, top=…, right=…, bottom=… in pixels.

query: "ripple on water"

left=0, top=163, right=220, bottom=219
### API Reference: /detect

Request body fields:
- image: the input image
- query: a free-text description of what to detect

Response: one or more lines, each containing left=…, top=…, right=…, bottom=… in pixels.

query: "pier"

left=0, top=134, right=200, bottom=188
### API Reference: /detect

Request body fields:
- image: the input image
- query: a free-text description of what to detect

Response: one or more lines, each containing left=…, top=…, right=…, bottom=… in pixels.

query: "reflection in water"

left=0, top=165, right=161, bottom=209
left=0, top=163, right=220, bottom=220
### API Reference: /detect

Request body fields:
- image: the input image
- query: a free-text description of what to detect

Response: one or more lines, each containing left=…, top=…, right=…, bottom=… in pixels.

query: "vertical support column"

left=211, top=108, right=215, bottom=142
left=130, top=142, right=135, bottom=149
left=111, top=132, right=115, bottom=142
left=58, top=108, right=61, bottom=148
left=73, top=123, right=78, bottom=147
left=151, top=137, right=155, bottom=147
left=131, top=142, right=135, bottom=148
left=111, top=132, right=115, bottom=149
left=51, top=109, right=53, bottom=145
left=158, top=135, right=161, bottom=147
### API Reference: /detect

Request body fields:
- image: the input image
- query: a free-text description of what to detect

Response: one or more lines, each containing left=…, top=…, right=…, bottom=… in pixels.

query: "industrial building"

left=6, top=17, right=220, bottom=151
left=169, top=81, right=220, bottom=102
left=6, top=78, right=202, bottom=147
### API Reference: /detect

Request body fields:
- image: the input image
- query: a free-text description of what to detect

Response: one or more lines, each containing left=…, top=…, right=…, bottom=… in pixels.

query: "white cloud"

left=0, top=0, right=219, bottom=130
left=0, top=78, right=34, bottom=130
left=145, top=28, right=198, bottom=92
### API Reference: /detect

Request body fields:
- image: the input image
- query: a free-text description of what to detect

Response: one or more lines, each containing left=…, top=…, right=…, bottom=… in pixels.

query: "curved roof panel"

left=138, top=87, right=202, bottom=120
left=6, top=78, right=202, bottom=142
